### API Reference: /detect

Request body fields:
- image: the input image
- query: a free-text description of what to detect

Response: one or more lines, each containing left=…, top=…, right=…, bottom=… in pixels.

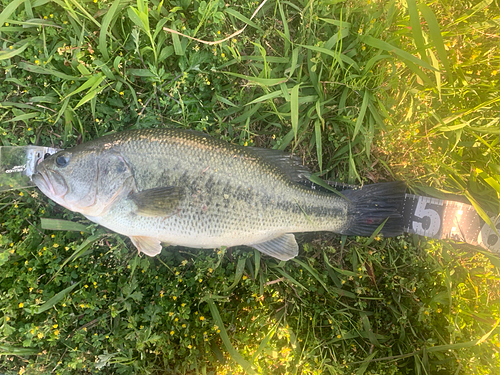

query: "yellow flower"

left=242, top=275, right=247, bottom=280
left=50, top=14, right=53, bottom=18
left=182, top=324, right=186, bottom=328
left=19, top=192, right=24, bottom=196
left=172, top=296, right=177, bottom=301
left=119, top=91, right=124, bottom=96
left=6, top=316, right=10, bottom=321
left=9, top=45, right=13, bottom=49
left=37, top=332, right=44, bottom=339
left=53, top=243, right=59, bottom=248
left=187, top=344, right=192, bottom=349
left=53, top=324, right=58, bottom=328
left=54, top=330, right=59, bottom=335
left=170, top=330, right=174, bottom=335
left=199, top=316, right=205, bottom=321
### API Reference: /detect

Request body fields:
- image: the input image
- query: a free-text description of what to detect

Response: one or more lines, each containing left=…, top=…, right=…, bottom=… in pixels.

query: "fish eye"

left=56, top=155, right=70, bottom=167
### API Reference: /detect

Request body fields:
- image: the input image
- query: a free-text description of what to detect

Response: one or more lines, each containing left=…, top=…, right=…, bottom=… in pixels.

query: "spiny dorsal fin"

left=250, top=234, right=299, bottom=260
left=129, top=186, right=184, bottom=217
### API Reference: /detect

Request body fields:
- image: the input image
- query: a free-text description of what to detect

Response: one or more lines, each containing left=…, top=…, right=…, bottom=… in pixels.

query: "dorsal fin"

left=247, top=147, right=311, bottom=183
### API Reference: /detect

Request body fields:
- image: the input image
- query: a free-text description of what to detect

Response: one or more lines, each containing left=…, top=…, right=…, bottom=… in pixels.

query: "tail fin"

left=340, top=182, right=406, bottom=237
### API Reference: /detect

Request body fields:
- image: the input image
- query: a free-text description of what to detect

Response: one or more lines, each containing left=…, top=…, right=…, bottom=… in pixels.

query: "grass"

left=1, top=0, right=499, bottom=373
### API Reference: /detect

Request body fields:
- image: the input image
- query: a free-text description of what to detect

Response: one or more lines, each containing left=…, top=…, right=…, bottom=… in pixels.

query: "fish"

left=32, top=128, right=406, bottom=260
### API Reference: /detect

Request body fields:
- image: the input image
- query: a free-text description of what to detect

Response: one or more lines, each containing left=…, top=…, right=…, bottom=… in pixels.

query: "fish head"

left=33, top=145, right=135, bottom=217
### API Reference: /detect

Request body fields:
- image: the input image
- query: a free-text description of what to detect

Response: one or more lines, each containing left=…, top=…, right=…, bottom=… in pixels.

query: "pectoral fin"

left=130, top=236, right=162, bottom=257
left=129, top=186, right=184, bottom=217
left=250, top=234, right=299, bottom=261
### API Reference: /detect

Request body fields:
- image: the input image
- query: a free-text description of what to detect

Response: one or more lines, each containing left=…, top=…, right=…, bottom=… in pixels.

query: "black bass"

left=33, top=128, right=405, bottom=260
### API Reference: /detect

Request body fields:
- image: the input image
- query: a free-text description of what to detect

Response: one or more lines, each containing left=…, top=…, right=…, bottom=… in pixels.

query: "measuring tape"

left=402, top=194, right=499, bottom=253
left=310, top=180, right=500, bottom=254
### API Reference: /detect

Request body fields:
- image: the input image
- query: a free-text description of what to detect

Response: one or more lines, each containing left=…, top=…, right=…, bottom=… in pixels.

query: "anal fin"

left=130, top=236, right=162, bottom=256
left=250, top=234, right=299, bottom=261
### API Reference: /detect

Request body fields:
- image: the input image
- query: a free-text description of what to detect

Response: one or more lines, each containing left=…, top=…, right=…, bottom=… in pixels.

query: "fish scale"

left=33, top=128, right=406, bottom=260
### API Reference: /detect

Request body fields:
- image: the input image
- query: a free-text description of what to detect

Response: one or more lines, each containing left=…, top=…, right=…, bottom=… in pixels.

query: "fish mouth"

left=32, top=164, right=67, bottom=198
left=32, top=170, right=55, bottom=196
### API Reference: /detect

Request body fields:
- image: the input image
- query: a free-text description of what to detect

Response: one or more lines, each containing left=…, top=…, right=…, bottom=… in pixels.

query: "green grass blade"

left=48, top=233, right=105, bottom=284
left=251, top=323, right=278, bottom=361
left=34, top=281, right=81, bottom=314
left=222, top=71, right=287, bottom=86
left=245, top=90, right=282, bottom=105
left=207, top=298, right=257, bottom=374
left=63, top=74, right=105, bottom=101
left=40, top=218, right=91, bottom=233
left=290, top=84, right=300, bottom=140
left=17, top=62, right=80, bottom=80
left=221, top=257, right=245, bottom=294
left=98, top=0, right=122, bottom=61
left=299, top=44, right=360, bottom=71
left=225, top=8, right=261, bottom=30
left=0, top=345, right=38, bottom=356
left=406, top=0, right=428, bottom=63
left=352, top=90, right=370, bottom=142
left=355, top=350, right=378, bottom=375
left=361, top=35, right=438, bottom=72
left=0, top=39, right=30, bottom=60
left=67, top=0, right=101, bottom=28
left=418, top=3, right=452, bottom=80
left=476, top=168, right=500, bottom=196
left=6, top=111, right=39, bottom=123
left=315, top=119, right=322, bottom=172
left=0, top=0, right=24, bottom=27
